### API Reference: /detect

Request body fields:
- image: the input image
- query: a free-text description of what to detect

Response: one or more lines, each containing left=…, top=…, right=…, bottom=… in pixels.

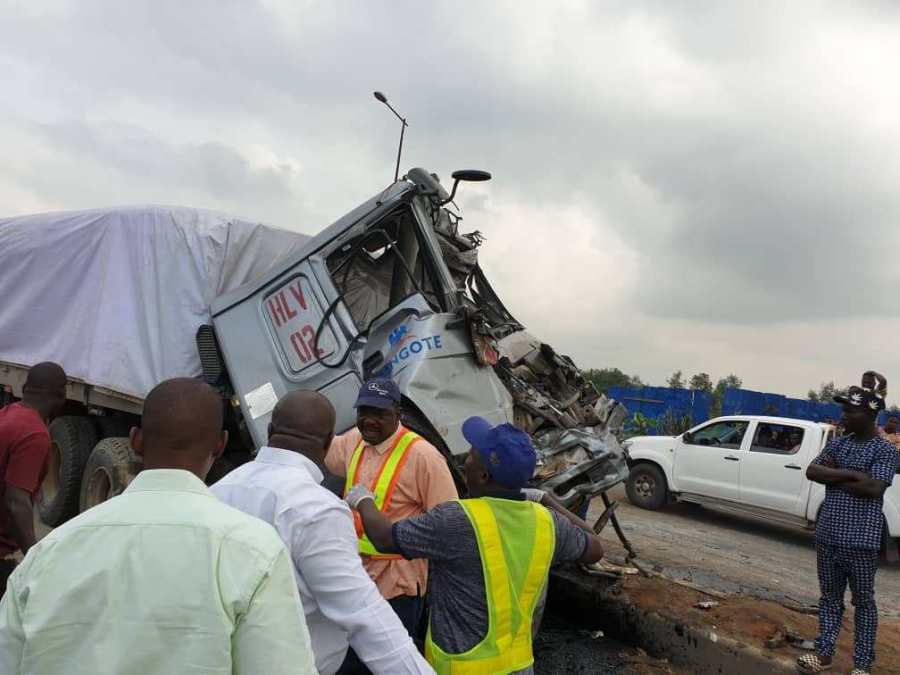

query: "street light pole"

left=373, top=91, right=408, bottom=183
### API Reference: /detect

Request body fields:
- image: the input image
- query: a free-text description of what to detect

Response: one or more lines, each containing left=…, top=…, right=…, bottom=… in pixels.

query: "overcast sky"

left=2, top=1, right=898, bottom=398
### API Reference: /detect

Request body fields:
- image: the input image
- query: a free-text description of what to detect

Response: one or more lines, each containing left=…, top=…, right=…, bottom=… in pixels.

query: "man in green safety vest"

left=347, top=416, right=605, bottom=675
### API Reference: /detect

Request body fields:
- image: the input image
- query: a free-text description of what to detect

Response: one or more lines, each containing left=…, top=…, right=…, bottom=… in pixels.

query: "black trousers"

left=337, top=594, right=425, bottom=675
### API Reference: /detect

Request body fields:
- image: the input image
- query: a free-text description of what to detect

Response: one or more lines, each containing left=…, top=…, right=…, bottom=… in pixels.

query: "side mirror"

left=683, top=431, right=693, bottom=444
left=440, top=169, right=492, bottom=205
left=452, top=169, right=492, bottom=182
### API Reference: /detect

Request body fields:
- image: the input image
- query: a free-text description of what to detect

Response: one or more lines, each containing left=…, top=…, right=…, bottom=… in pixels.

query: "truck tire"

left=94, top=415, right=134, bottom=440
left=38, top=416, right=99, bottom=526
left=79, top=438, right=143, bottom=513
left=625, top=463, right=668, bottom=510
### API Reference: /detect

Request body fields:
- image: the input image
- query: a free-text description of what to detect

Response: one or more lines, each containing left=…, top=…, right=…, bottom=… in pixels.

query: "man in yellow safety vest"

left=347, top=416, right=605, bottom=675
left=327, top=378, right=458, bottom=674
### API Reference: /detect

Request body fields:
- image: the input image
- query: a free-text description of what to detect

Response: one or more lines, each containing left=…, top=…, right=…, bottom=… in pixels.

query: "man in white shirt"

left=0, top=378, right=317, bottom=675
left=212, top=390, right=433, bottom=675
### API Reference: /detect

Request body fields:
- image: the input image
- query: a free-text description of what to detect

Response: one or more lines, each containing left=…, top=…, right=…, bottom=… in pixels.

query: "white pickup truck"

left=623, top=415, right=900, bottom=554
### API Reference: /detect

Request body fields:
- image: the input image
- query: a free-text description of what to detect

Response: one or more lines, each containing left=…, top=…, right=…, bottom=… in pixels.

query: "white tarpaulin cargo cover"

left=0, top=205, right=310, bottom=399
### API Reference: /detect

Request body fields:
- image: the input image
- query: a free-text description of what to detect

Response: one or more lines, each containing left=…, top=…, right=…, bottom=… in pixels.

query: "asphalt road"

left=590, top=486, right=900, bottom=619
left=534, top=611, right=679, bottom=674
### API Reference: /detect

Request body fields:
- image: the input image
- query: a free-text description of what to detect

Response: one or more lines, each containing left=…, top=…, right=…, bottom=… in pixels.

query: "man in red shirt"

left=0, top=362, right=67, bottom=595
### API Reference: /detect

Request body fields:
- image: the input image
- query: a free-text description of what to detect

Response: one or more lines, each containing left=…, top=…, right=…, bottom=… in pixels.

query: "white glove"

left=345, top=485, right=377, bottom=510
left=522, top=488, right=546, bottom=503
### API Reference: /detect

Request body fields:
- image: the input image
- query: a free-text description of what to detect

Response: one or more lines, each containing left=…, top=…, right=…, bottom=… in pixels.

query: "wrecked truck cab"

left=209, top=168, right=629, bottom=505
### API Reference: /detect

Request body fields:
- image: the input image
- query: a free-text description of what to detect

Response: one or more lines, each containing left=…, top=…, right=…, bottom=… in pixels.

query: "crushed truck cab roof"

left=209, top=168, right=629, bottom=505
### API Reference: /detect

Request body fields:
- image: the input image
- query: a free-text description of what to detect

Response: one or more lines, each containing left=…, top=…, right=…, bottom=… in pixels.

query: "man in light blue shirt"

left=0, top=378, right=317, bottom=675
left=213, top=390, right=432, bottom=675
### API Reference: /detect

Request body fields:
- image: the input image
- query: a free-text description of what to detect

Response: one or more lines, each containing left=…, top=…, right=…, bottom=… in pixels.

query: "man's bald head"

left=24, top=362, right=67, bottom=391
left=132, top=378, right=227, bottom=478
left=268, top=391, right=336, bottom=464
left=22, top=362, right=67, bottom=419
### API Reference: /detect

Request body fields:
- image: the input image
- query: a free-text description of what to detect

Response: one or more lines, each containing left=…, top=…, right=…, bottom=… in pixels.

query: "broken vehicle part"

left=209, top=167, right=629, bottom=507
left=3, top=169, right=632, bottom=526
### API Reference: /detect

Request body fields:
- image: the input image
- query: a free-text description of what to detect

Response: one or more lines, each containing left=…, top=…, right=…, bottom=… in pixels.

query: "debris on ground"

left=786, top=633, right=816, bottom=651
left=767, top=627, right=816, bottom=651
left=628, top=557, right=729, bottom=598
left=694, top=601, right=719, bottom=610
left=558, top=569, right=900, bottom=675
left=581, top=559, right=639, bottom=578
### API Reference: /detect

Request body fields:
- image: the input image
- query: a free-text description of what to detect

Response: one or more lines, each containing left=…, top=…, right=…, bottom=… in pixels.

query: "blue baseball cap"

left=354, top=378, right=402, bottom=410
left=462, top=416, right=537, bottom=489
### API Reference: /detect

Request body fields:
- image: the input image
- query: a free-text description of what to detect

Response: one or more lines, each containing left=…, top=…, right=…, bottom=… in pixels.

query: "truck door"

left=673, top=419, right=748, bottom=502
left=211, top=257, right=360, bottom=447
left=738, top=421, right=808, bottom=517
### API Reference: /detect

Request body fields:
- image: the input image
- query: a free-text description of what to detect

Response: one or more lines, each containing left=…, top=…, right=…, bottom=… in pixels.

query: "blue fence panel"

left=608, top=386, right=711, bottom=435
left=692, top=391, right=713, bottom=424
left=721, top=388, right=896, bottom=425
left=612, top=385, right=896, bottom=435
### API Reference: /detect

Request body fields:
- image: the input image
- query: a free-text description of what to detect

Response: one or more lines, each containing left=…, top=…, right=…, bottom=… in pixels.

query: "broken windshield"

left=326, top=205, right=445, bottom=332
left=418, top=198, right=523, bottom=338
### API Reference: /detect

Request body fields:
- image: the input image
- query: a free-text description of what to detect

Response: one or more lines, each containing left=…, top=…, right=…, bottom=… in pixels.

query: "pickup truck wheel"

left=625, top=463, right=668, bottom=510
left=79, top=438, right=143, bottom=512
left=38, top=416, right=98, bottom=526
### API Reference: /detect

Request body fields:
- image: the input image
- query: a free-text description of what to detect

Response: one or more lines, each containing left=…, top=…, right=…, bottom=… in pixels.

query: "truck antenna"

left=373, top=91, right=408, bottom=183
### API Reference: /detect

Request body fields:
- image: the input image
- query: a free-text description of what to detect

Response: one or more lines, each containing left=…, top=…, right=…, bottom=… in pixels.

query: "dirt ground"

left=590, top=486, right=900, bottom=673
left=618, top=574, right=900, bottom=674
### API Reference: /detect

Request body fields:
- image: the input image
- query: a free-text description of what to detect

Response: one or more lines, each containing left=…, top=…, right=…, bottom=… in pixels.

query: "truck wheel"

left=625, top=463, right=668, bottom=510
left=94, top=415, right=134, bottom=440
left=79, top=438, right=143, bottom=512
left=38, top=416, right=98, bottom=526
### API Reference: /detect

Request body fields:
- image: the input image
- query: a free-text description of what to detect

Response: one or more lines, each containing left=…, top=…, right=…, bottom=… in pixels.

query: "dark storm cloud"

left=2, top=120, right=300, bottom=224
left=1, top=1, right=898, bottom=392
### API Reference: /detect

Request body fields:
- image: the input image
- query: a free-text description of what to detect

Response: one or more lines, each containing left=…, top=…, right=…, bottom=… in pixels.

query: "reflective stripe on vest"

left=344, top=428, right=421, bottom=559
left=424, top=497, right=556, bottom=675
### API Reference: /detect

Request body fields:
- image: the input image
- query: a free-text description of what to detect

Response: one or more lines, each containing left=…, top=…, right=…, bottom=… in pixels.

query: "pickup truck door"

left=738, top=421, right=810, bottom=517
left=673, top=420, right=749, bottom=502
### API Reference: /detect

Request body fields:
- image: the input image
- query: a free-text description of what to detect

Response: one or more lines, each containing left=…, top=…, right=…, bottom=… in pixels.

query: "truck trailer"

left=0, top=169, right=629, bottom=527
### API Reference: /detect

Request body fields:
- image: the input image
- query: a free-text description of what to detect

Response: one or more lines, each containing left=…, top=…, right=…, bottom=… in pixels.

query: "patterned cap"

left=833, top=386, right=886, bottom=412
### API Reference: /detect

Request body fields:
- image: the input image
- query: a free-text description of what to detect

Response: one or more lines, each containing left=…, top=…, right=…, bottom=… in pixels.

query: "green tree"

left=807, top=381, right=847, bottom=403
left=666, top=370, right=685, bottom=389
left=689, top=372, right=713, bottom=392
left=711, top=374, right=743, bottom=417
left=584, top=368, right=644, bottom=393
